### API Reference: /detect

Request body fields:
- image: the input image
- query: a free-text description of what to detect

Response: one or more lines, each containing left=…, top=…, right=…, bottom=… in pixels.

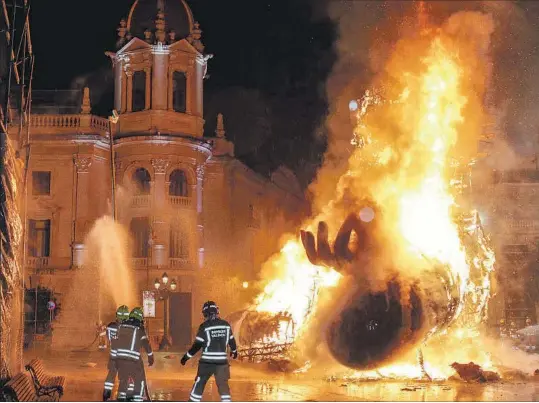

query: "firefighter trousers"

left=116, top=359, right=147, bottom=402
left=189, top=363, right=231, bottom=402
left=103, top=359, right=118, bottom=398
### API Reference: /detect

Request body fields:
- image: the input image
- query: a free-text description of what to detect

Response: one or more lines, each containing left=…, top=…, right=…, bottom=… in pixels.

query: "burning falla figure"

left=300, top=204, right=491, bottom=371
left=300, top=207, right=423, bottom=370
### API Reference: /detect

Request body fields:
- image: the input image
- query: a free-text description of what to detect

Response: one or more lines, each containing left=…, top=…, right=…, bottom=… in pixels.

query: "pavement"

left=22, top=349, right=539, bottom=401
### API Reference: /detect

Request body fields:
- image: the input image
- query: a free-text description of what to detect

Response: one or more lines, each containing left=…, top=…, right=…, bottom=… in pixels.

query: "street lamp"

left=154, top=272, right=178, bottom=350
left=108, top=110, right=119, bottom=220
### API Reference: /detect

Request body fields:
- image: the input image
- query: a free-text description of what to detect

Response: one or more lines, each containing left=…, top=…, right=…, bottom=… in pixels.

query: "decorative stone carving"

left=216, top=113, right=225, bottom=138
left=196, top=165, right=205, bottom=180
left=144, top=29, right=153, bottom=43
left=155, top=9, right=166, bottom=43
left=116, top=18, right=127, bottom=49
left=189, top=21, right=205, bottom=53
left=81, top=87, right=91, bottom=114
left=114, top=159, right=123, bottom=175
left=75, top=157, right=92, bottom=173
left=151, top=158, right=169, bottom=174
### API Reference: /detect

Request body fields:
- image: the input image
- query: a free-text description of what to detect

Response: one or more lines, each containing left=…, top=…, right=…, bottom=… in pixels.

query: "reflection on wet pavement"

left=141, top=379, right=539, bottom=402
left=23, top=351, right=539, bottom=402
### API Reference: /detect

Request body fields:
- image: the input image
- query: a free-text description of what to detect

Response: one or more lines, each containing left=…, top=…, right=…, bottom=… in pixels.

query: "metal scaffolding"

left=0, top=0, right=33, bottom=381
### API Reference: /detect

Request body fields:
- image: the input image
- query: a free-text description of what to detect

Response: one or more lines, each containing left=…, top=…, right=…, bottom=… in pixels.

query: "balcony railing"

left=27, top=257, right=50, bottom=268
left=132, top=258, right=149, bottom=268
left=131, top=195, right=151, bottom=208
left=169, top=196, right=192, bottom=208
left=169, top=257, right=191, bottom=268
left=28, top=114, right=109, bottom=132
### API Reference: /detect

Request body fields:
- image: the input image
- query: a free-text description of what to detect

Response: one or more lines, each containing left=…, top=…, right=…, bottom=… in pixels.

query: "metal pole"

left=108, top=119, right=116, bottom=220
left=1, top=0, right=17, bottom=178
left=164, top=292, right=168, bottom=340
left=33, top=285, right=37, bottom=342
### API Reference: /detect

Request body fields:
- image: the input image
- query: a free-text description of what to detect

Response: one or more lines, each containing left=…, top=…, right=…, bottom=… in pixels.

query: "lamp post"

left=154, top=272, right=177, bottom=350
left=108, top=110, right=119, bottom=220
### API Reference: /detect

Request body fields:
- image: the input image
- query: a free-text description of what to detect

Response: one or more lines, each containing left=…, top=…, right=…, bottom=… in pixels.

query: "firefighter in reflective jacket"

left=115, top=307, right=154, bottom=402
left=103, top=305, right=130, bottom=401
left=181, top=301, right=238, bottom=402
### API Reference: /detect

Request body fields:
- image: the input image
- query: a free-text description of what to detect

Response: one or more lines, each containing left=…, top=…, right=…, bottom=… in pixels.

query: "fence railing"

left=132, top=258, right=149, bottom=268
left=27, top=257, right=49, bottom=268
left=169, top=196, right=192, bottom=208
left=28, top=114, right=109, bottom=133
left=131, top=195, right=151, bottom=208
left=169, top=257, right=191, bottom=268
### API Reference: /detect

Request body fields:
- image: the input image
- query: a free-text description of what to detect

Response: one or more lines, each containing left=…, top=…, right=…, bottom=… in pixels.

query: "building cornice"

left=114, top=135, right=212, bottom=155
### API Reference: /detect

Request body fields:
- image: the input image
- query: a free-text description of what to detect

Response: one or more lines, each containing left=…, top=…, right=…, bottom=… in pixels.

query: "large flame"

left=252, top=9, right=496, bottom=379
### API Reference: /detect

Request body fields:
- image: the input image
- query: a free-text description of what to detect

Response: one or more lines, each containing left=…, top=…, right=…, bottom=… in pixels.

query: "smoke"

left=481, top=1, right=539, bottom=158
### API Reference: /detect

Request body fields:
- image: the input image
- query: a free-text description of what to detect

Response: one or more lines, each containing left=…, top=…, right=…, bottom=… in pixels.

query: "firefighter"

left=115, top=307, right=154, bottom=402
left=181, top=301, right=238, bottom=403
left=103, top=305, right=130, bottom=401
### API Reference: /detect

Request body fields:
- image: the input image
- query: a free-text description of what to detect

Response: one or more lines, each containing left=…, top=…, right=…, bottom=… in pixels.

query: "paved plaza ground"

left=22, top=350, right=539, bottom=401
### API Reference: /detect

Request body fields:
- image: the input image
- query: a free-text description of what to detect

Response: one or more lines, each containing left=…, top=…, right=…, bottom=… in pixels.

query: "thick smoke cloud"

left=319, top=1, right=538, bottom=172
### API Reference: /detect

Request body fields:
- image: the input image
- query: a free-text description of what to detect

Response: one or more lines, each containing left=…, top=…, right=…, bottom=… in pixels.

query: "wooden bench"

left=25, top=358, right=66, bottom=401
left=1, top=372, right=39, bottom=402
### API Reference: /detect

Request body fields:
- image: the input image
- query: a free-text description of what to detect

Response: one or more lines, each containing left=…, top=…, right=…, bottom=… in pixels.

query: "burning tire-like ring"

left=300, top=209, right=458, bottom=370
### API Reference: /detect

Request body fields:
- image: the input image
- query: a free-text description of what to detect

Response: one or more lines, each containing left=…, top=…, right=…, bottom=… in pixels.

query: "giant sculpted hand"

left=298, top=210, right=425, bottom=370
left=300, top=211, right=377, bottom=274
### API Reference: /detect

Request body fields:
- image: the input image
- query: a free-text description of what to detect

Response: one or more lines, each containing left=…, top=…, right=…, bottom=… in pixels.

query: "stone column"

left=74, top=156, right=92, bottom=243
left=167, top=69, right=173, bottom=111
left=126, top=71, right=133, bottom=113
left=114, top=59, right=123, bottom=112
left=185, top=69, right=193, bottom=115
left=196, top=165, right=205, bottom=269
left=152, top=48, right=169, bottom=110
left=151, top=159, right=169, bottom=263
left=144, top=67, right=151, bottom=110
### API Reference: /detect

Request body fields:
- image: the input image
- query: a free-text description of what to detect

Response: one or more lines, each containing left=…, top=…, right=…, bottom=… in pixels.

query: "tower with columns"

left=9, top=0, right=306, bottom=349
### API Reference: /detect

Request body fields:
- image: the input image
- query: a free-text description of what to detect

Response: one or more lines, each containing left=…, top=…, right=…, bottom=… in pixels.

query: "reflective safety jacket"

left=107, top=321, right=119, bottom=341
left=186, top=318, right=237, bottom=364
left=107, top=321, right=120, bottom=359
left=115, top=320, right=153, bottom=362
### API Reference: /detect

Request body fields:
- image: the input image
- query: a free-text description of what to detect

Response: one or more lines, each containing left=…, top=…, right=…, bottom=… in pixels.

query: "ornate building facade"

left=8, top=0, right=305, bottom=348
left=475, top=92, right=539, bottom=327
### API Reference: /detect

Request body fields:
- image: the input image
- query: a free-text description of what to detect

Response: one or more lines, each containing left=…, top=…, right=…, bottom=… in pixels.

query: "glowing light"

left=242, top=282, right=249, bottom=289
left=349, top=100, right=359, bottom=111
left=359, top=207, right=375, bottom=222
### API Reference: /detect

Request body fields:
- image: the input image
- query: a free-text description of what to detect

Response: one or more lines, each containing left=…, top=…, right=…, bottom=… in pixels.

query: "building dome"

left=127, top=0, right=194, bottom=40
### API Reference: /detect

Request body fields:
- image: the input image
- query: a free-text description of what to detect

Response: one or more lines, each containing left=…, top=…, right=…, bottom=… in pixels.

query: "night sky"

left=28, top=0, right=335, bottom=186
left=26, top=0, right=539, bottom=185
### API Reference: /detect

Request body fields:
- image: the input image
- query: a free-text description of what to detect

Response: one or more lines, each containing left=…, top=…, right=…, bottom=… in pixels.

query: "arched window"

left=132, top=70, right=146, bottom=112
left=170, top=220, right=189, bottom=258
left=130, top=217, right=150, bottom=258
left=132, top=168, right=151, bottom=195
left=169, top=169, right=189, bottom=197
left=172, top=71, right=187, bottom=113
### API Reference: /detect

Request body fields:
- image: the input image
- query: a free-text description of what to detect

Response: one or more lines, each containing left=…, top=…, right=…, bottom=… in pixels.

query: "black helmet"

left=202, top=301, right=219, bottom=318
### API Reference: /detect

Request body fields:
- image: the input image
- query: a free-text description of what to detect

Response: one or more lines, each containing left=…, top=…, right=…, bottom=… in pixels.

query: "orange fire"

left=252, top=9, right=496, bottom=379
